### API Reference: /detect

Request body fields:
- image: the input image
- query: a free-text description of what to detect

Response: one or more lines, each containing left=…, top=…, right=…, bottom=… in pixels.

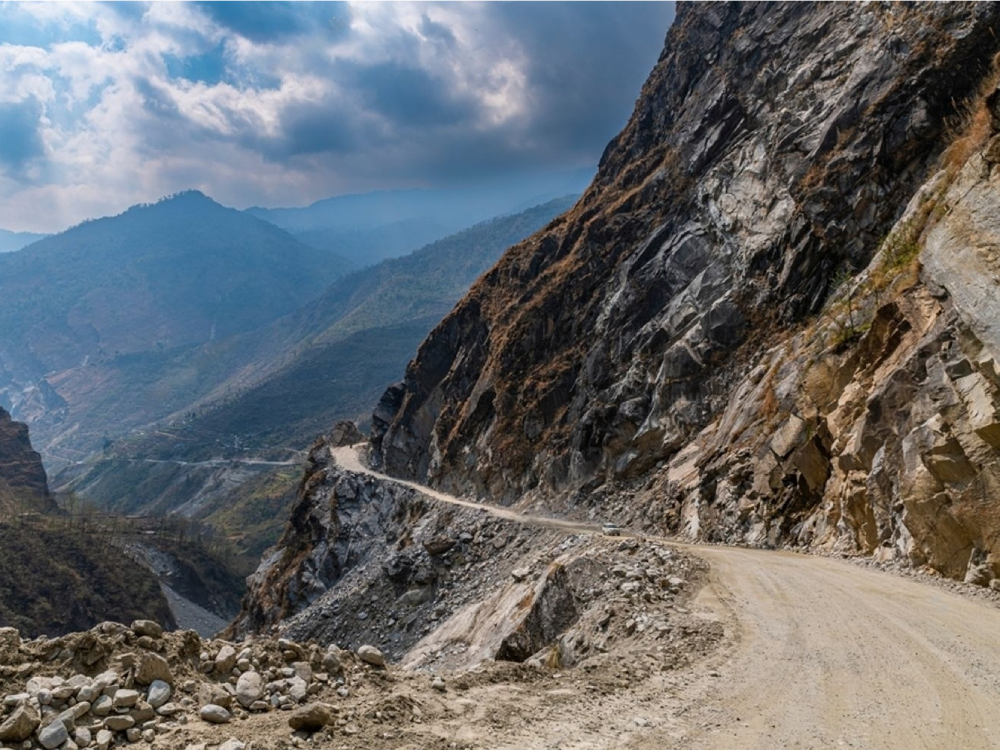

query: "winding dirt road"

left=332, top=445, right=1000, bottom=749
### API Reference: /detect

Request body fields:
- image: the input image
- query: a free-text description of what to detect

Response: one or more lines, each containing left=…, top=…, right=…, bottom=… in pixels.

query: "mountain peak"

left=149, top=189, right=224, bottom=213
left=158, top=189, right=215, bottom=205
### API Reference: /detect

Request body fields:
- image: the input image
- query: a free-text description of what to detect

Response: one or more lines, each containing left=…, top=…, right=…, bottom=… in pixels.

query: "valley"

left=3, top=1, right=1000, bottom=748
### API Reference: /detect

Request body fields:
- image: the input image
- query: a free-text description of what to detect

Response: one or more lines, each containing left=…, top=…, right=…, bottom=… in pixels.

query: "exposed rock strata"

left=231, top=436, right=415, bottom=637
left=649, top=110, right=1000, bottom=583
left=232, top=433, right=578, bottom=658
left=373, top=2, right=1000, bottom=496
left=367, top=3, right=1000, bottom=582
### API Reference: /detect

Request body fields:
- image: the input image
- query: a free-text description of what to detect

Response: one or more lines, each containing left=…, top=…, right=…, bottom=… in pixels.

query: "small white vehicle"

left=602, top=522, right=622, bottom=537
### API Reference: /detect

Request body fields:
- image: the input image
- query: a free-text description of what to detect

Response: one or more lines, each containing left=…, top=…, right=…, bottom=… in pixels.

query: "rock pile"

left=0, top=619, right=383, bottom=750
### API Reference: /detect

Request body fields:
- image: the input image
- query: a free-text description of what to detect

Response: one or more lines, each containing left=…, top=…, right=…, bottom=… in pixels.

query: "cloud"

left=350, top=59, right=476, bottom=128
left=0, top=1, right=675, bottom=232
left=0, top=99, right=46, bottom=176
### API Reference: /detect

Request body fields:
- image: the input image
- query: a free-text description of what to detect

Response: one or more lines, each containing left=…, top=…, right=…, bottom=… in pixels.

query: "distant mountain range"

left=56, top=195, right=577, bottom=563
left=0, top=169, right=586, bottom=622
left=248, top=168, right=594, bottom=268
left=0, top=190, right=345, bottom=455
left=143, top=195, right=580, bottom=456
left=0, top=228, right=47, bottom=253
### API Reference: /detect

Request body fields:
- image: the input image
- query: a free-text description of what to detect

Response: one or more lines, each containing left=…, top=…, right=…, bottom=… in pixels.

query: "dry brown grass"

left=940, top=52, right=1000, bottom=180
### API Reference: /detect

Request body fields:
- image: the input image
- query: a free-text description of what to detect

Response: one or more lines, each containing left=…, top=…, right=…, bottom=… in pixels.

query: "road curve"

left=332, top=444, right=1000, bottom=749
left=331, top=444, right=600, bottom=536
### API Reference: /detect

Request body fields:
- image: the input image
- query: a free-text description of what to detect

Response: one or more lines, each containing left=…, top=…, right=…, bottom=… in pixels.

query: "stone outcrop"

left=372, top=3, right=1000, bottom=498
left=231, top=436, right=574, bottom=659
left=231, top=436, right=420, bottom=638
left=364, top=3, right=1000, bottom=583
left=0, top=407, right=52, bottom=511
left=644, top=99, right=1000, bottom=583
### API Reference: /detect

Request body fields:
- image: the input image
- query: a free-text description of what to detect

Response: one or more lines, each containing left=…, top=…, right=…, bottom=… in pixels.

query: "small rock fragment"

left=288, top=703, right=335, bottom=732
left=130, top=620, right=164, bottom=638
left=215, top=645, right=238, bottom=674
left=103, top=715, right=135, bottom=732
left=0, top=704, right=39, bottom=743
left=236, top=671, right=264, bottom=708
left=37, top=720, right=69, bottom=750
left=200, top=704, right=232, bottom=724
left=147, top=680, right=171, bottom=709
left=94, top=728, right=114, bottom=750
left=357, top=645, right=385, bottom=667
left=112, top=689, right=140, bottom=709
left=134, top=652, right=173, bottom=685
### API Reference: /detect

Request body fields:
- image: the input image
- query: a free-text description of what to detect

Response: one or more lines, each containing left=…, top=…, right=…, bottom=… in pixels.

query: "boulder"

left=103, top=715, right=134, bottom=732
left=423, top=537, right=456, bottom=556
left=74, top=727, right=92, bottom=747
left=130, top=620, right=164, bottom=638
left=156, top=702, right=181, bottom=716
left=37, top=720, right=68, bottom=750
left=322, top=646, right=343, bottom=675
left=200, top=683, right=233, bottom=710
left=288, top=703, right=336, bottom=731
left=236, top=671, right=263, bottom=708
left=329, top=420, right=364, bottom=447
left=290, top=661, right=313, bottom=683
left=357, top=645, right=385, bottom=667
left=95, top=728, right=114, bottom=750
left=127, top=701, right=155, bottom=723
left=146, top=680, right=171, bottom=709
left=0, top=704, right=39, bottom=742
left=200, top=704, right=232, bottom=724
left=286, top=675, right=308, bottom=703
left=112, top=689, right=140, bottom=709
left=92, top=670, right=119, bottom=690
left=215, top=645, right=237, bottom=674
left=0, top=627, right=20, bottom=665
left=496, top=562, right=581, bottom=662
left=91, top=695, right=113, bottom=716
left=133, top=652, right=173, bottom=685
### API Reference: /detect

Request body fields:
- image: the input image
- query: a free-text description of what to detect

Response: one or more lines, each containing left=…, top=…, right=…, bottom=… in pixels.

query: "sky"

left=0, top=1, right=675, bottom=233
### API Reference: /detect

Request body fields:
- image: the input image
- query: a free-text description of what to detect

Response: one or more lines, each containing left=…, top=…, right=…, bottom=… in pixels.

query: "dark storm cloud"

left=0, top=99, right=45, bottom=176
left=0, top=1, right=676, bottom=232
left=485, top=2, right=675, bottom=159
left=284, top=2, right=676, bottom=185
left=269, top=102, right=362, bottom=158
left=350, top=60, right=477, bottom=128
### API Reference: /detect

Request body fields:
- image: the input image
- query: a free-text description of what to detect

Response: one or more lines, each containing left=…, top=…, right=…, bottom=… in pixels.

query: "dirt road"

left=332, top=445, right=1000, bottom=749
left=687, top=546, right=1000, bottom=749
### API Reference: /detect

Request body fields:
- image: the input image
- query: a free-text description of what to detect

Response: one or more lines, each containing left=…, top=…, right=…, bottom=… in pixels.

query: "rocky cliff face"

left=0, top=407, right=51, bottom=511
left=367, top=3, right=1000, bottom=583
left=646, top=90, right=1000, bottom=585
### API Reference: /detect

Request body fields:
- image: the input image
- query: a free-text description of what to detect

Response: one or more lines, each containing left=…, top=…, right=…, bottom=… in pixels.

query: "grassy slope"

left=0, top=518, right=175, bottom=638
